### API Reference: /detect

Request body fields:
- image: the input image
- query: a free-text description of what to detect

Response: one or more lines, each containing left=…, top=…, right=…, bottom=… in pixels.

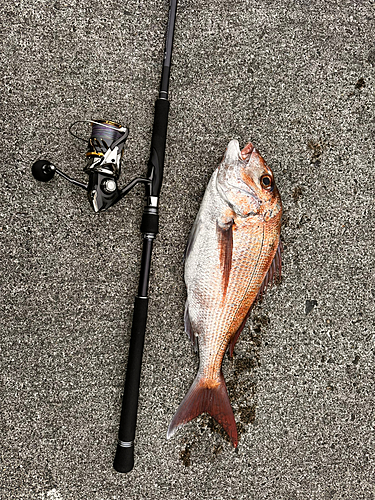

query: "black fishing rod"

left=31, top=0, right=177, bottom=473
left=113, top=0, right=178, bottom=473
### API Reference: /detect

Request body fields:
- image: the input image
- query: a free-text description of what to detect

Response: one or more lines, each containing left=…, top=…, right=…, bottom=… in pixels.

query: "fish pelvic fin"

left=167, top=371, right=238, bottom=447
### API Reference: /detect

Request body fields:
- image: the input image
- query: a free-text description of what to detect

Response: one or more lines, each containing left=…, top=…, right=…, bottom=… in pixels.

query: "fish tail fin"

left=167, top=372, right=238, bottom=447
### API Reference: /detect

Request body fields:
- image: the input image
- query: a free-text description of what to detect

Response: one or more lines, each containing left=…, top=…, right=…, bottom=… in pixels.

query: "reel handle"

left=32, top=160, right=88, bottom=191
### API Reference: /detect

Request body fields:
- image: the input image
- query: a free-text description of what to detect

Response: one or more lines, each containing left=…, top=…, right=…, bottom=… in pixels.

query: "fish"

left=167, top=139, right=282, bottom=447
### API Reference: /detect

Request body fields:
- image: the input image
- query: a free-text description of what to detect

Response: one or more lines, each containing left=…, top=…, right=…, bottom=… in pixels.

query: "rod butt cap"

left=113, top=442, right=134, bottom=473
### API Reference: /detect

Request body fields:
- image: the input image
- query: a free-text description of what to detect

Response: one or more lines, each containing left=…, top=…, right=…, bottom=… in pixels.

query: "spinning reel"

left=32, top=120, right=151, bottom=213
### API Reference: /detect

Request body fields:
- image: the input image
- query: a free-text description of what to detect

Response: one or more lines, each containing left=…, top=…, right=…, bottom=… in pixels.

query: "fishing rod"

left=113, top=0, right=177, bottom=473
left=31, top=0, right=178, bottom=473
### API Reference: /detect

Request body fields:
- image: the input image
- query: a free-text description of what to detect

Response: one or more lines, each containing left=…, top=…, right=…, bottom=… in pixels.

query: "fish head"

left=216, top=139, right=281, bottom=221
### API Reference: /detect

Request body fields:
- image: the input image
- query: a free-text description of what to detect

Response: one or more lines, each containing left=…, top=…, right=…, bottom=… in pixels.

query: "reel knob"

left=32, top=160, right=56, bottom=182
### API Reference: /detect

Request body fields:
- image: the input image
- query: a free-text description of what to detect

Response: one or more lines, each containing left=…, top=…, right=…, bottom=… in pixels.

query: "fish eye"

left=260, top=175, right=273, bottom=189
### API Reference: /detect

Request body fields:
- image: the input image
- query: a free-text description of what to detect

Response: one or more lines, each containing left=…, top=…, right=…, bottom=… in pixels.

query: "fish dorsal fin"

left=257, top=239, right=282, bottom=300
left=216, top=217, right=234, bottom=297
left=228, top=239, right=282, bottom=357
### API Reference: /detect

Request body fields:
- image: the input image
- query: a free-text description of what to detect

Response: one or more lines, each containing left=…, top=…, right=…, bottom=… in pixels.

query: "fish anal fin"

left=184, top=301, right=198, bottom=352
left=167, top=372, right=238, bottom=447
left=216, top=217, right=234, bottom=297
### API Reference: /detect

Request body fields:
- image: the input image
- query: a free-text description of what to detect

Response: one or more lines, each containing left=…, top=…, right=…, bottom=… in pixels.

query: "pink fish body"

left=168, top=140, right=282, bottom=446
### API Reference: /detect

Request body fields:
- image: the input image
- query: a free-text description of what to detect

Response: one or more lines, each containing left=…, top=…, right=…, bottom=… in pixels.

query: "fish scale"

left=168, top=139, right=282, bottom=447
left=200, top=221, right=276, bottom=379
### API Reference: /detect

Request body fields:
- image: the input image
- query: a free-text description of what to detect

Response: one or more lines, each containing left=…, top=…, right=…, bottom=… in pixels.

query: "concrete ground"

left=1, top=0, right=374, bottom=498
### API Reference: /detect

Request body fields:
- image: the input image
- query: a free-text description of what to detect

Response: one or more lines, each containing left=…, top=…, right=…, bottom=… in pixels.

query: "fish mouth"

left=240, top=142, right=254, bottom=160
left=230, top=140, right=259, bottom=199
left=217, top=140, right=261, bottom=216
left=224, top=139, right=255, bottom=163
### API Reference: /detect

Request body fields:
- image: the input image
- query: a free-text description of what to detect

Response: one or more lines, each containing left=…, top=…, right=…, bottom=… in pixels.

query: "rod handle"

left=147, top=98, right=170, bottom=197
left=113, top=296, right=149, bottom=473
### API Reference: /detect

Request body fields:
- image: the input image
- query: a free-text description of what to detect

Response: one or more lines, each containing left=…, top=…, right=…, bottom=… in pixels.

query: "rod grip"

left=148, top=98, right=170, bottom=197
left=113, top=296, right=149, bottom=473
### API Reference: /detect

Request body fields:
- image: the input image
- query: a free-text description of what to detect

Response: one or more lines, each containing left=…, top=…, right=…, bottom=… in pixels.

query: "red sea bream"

left=168, top=139, right=282, bottom=446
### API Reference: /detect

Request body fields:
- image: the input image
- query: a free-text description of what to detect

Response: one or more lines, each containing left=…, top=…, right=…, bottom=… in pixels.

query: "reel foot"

left=32, top=160, right=56, bottom=182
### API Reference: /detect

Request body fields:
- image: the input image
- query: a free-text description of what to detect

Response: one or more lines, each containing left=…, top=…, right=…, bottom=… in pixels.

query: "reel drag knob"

left=32, top=160, right=56, bottom=182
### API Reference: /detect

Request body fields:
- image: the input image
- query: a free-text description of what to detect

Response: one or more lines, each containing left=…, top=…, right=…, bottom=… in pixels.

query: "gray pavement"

left=1, top=0, right=375, bottom=498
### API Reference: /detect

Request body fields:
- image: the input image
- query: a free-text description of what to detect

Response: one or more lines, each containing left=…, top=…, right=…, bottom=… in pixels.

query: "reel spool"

left=32, top=120, right=150, bottom=213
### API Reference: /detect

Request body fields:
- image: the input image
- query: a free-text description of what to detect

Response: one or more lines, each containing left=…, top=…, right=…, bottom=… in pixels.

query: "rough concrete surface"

left=1, top=0, right=374, bottom=498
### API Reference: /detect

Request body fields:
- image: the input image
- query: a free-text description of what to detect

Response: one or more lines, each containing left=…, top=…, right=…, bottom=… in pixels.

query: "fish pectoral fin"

left=216, top=216, right=234, bottom=297
left=184, top=300, right=198, bottom=352
left=167, top=371, right=238, bottom=447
